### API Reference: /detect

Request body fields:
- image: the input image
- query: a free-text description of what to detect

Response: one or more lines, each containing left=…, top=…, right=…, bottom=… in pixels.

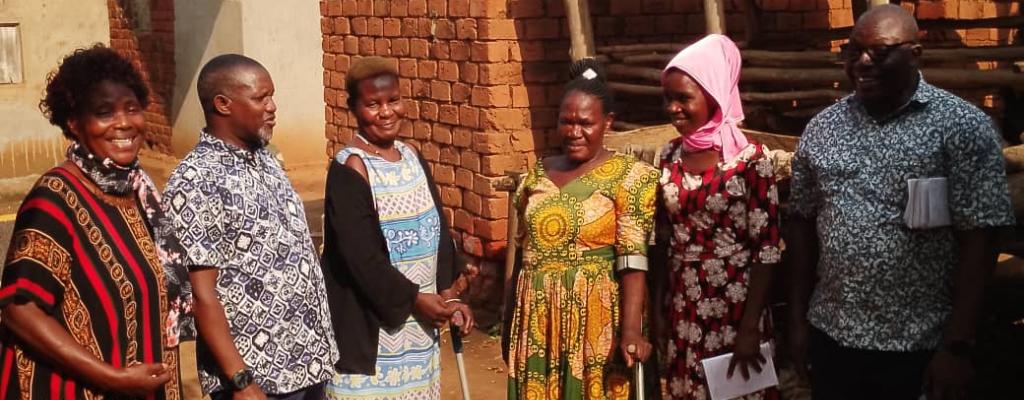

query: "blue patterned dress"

left=327, top=141, right=443, bottom=400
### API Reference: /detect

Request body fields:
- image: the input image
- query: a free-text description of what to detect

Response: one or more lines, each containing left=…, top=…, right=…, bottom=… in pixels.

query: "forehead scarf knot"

left=662, top=34, right=749, bottom=162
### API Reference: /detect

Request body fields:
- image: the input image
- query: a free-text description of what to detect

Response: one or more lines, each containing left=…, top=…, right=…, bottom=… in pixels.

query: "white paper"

left=904, top=177, right=951, bottom=229
left=700, top=342, right=779, bottom=400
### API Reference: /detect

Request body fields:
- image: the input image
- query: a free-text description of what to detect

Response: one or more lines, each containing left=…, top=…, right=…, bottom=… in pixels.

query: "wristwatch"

left=228, top=368, right=255, bottom=391
left=942, top=340, right=974, bottom=359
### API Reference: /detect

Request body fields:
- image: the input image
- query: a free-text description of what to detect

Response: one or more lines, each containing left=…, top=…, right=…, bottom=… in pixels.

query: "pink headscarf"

left=661, top=34, right=749, bottom=162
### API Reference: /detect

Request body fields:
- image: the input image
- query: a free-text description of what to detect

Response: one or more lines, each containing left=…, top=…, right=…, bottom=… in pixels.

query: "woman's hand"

left=727, top=327, right=766, bottom=381
left=108, top=362, right=172, bottom=396
left=619, top=331, right=652, bottom=368
left=447, top=301, right=476, bottom=336
left=413, top=293, right=454, bottom=328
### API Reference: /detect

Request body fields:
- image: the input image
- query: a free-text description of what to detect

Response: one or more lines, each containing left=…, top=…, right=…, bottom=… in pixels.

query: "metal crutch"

left=628, top=343, right=646, bottom=400
left=450, top=311, right=471, bottom=400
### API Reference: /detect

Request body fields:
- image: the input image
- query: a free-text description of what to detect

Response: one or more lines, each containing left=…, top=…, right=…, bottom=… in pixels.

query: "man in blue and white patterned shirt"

left=787, top=5, right=1015, bottom=400
left=162, top=54, right=338, bottom=400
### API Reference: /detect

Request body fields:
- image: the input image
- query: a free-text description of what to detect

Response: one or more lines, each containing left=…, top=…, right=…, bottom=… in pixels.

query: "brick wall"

left=321, top=0, right=1020, bottom=315
left=107, top=0, right=175, bottom=154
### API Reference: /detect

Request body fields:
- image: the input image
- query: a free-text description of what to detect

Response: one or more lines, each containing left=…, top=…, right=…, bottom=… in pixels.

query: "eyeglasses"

left=838, top=41, right=916, bottom=63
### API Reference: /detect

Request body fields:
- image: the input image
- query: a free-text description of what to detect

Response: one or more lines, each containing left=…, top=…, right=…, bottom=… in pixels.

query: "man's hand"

left=924, top=351, right=973, bottom=400
left=414, top=293, right=454, bottom=328
left=108, top=363, right=172, bottom=397
left=728, top=328, right=766, bottom=381
left=448, top=302, right=475, bottom=336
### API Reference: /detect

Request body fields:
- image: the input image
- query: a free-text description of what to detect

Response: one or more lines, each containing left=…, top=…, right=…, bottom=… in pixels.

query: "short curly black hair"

left=40, top=44, right=149, bottom=139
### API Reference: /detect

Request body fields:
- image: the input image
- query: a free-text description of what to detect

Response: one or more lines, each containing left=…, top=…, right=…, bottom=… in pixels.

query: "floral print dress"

left=658, top=141, right=781, bottom=400
left=508, top=153, right=659, bottom=400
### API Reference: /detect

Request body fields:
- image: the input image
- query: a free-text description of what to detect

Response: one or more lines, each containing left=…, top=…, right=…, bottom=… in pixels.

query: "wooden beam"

left=617, top=46, right=1024, bottom=68
left=563, top=0, right=596, bottom=61
left=611, top=81, right=848, bottom=102
left=703, top=0, right=726, bottom=34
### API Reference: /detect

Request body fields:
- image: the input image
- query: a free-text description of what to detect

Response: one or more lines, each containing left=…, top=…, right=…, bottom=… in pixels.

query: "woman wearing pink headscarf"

left=656, top=34, right=781, bottom=399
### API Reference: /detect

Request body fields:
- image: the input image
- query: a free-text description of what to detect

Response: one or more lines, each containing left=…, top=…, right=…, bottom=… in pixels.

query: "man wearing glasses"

left=786, top=4, right=1014, bottom=400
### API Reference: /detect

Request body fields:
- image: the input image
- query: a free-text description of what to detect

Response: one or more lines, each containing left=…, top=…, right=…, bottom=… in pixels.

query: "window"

left=0, top=24, right=23, bottom=84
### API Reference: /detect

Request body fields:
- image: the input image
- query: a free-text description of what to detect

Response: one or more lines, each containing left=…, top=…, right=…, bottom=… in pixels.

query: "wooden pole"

left=563, top=0, right=596, bottom=61
left=703, top=0, right=727, bottom=34
left=616, top=46, right=1024, bottom=67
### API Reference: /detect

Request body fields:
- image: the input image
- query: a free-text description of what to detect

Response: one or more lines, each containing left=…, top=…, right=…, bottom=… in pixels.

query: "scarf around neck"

left=662, top=34, right=750, bottom=162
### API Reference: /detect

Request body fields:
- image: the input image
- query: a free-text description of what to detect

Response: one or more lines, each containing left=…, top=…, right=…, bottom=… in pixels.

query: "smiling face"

left=68, top=80, right=147, bottom=166
left=558, top=90, right=613, bottom=163
left=844, top=11, right=921, bottom=106
left=662, top=69, right=714, bottom=137
left=353, top=74, right=405, bottom=144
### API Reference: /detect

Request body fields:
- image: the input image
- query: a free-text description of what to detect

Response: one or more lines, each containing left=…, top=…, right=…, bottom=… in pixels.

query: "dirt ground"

left=439, top=331, right=509, bottom=400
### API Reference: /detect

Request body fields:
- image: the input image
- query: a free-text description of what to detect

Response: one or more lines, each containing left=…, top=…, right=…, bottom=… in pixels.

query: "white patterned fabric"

left=789, top=78, right=1016, bottom=351
left=327, top=141, right=442, bottom=400
left=162, top=131, right=338, bottom=394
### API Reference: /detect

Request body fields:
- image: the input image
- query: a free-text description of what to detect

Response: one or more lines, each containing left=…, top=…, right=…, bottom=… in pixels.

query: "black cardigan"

left=320, top=152, right=463, bottom=374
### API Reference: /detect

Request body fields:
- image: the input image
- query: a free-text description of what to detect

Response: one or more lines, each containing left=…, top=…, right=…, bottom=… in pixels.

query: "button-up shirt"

left=789, top=78, right=1015, bottom=351
left=162, top=131, right=338, bottom=394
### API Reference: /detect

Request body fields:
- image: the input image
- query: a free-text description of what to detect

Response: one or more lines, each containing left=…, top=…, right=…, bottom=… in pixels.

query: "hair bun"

left=568, top=58, right=605, bottom=82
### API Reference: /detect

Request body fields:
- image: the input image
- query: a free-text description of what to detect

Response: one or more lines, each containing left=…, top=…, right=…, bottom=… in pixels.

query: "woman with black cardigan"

left=320, top=57, right=474, bottom=399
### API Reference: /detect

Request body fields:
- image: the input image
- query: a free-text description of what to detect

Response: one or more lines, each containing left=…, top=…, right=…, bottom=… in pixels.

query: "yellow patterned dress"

left=508, top=153, right=658, bottom=400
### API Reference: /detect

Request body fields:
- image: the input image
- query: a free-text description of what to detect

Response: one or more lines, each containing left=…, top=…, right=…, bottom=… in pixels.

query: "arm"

left=2, top=303, right=170, bottom=396
left=189, top=269, right=264, bottom=400
left=329, top=158, right=451, bottom=328
left=615, top=164, right=659, bottom=366
left=618, top=270, right=649, bottom=367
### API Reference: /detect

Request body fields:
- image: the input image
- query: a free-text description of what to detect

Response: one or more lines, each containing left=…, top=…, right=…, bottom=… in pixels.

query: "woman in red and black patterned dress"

left=0, top=46, right=179, bottom=400
left=655, top=35, right=782, bottom=400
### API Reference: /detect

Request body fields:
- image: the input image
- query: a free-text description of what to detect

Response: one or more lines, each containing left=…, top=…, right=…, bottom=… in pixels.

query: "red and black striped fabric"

left=0, top=166, right=177, bottom=400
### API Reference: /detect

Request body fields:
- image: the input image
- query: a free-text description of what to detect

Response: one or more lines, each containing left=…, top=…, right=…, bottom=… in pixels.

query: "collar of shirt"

left=199, top=129, right=264, bottom=165
left=846, top=73, right=940, bottom=123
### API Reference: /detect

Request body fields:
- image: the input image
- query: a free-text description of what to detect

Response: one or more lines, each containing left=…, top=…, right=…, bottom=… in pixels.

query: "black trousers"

left=809, top=327, right=932, bottom=400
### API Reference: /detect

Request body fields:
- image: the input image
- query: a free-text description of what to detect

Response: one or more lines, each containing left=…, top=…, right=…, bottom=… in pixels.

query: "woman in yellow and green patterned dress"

left=507, top=59, right=659, bottom=400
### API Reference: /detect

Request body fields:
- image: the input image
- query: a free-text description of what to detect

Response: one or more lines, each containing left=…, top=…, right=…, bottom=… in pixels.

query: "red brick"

left=511, top=129, right=539, bottom=151
left=421, top=142, right=441, bottom=159
left=413, top=120, right=432, bottom=138
left=401, top=18, right=419, bottom=36
left=418, top=60, right=438, bottom=79
left=430, top=80, right=451, bottom=101
left=433, top=164, right=455, bottom=184
left=434, top=20, right=456, bottom=39
left=352, top=17, right=368, bottom=34
left=456, top=167, right=475, bottom=189
left=471, top=42, right=508, bottom=62
left=327, top=0, right=344, bottom=16
left=409, top=0, right=428, bottom=16
left=610, top=0, right=641, bottom=15
left=375, top=38, right=392, bottom=55
left=399, top=58, right=418, bottom=77
left=459, top=106, right=479, bottom=128
left=471, top=85, right=511, bottom=107
left=461, top=62, right=479, bottom=83
left=431, top=41, right=451, bottom=59
left=452, top=82, right=471, bottom=102
left=410, top=39, right=430, bottom=58
left=383, top=18, right=402, bottom=36
left=481, top=154, right=519, bottom=175
left=438, top=61, right=459, bottom=82
left=402, top=95, right=418, bottom=116
left=453, top=127, right=473, bottom=147
left=447, top=42, right=469, bottom=61
left=524, top=18, right=560, bottom=39
left=432, top=124, right=453, bottom=144
left=471, top=131, right=511, bottom=154
left=473, top=174, right=505, bottom=197
left=624, top=16, right=655, bottom=36
left=421, top=101, right=439, bottom=120
left=454, top=209, right=474, bottom=233
left=762, top=0, right=789, bottom=11
left=475, top=218, right=508, bottom=241
left=417, top=18, right=433, bottom=38
left=441, top=185, right=462, bottom=207
left=522, top=63, right=558, bottom=83
left=777, top=12, right=802, bottom=32
left=480, top=195, right=509, bottom=219
left=357, top=0, right=373, bottom=15
left=392, top=38, right=410, bottom=56
left=479, top=63, right=522, bottom=85
left=322, top=17, right=334, bottom=34
left=373, top=0, right=389, bottom=16
left=481, top=108, right=529, bottom=130
left=367, top=17, right=383, bottom=36
left=449, top=0, right=469, bottom=16
left=359, top=37, right=376, bottom=54
left=461, top=151, right=481, bottom=172
left=441, top=146, right=460, bottom=165
left=391, top=0, right=408, bottom=16
left=334, top=17, right=351, bottom=34
left=456, top=19, right=478, bottom=39
left=464, top=191, right=482, bottom=215
left=478, top=19, right=517, bottom=39
left=439, top=105, right=460, bottom=125
left=791, top=0, right=817, bottom=12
